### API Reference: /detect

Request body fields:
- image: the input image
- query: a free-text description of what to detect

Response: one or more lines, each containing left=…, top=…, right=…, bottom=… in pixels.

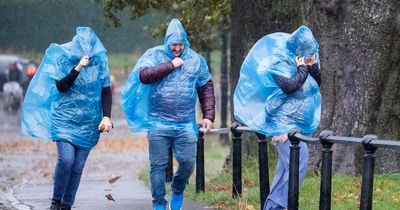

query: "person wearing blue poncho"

left=121, top=18, right=215, bottom=210
left=234, top=25, right=321, bottom=210
left=21, top=27, right=113, bottom=210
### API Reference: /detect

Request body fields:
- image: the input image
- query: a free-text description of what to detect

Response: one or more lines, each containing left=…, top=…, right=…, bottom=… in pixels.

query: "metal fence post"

left=319, top=130, right=334, bottom=210
left=231, top=122, right=243, bottom=198
left=166, top=147, right=173, bottom=182
left=288, top=129, right=301, bottom=210
left=196, top=131, right=205, bottom=193
left=360, top=135, right=378, bottom=210
left=256, top=132, right=270, bottom=210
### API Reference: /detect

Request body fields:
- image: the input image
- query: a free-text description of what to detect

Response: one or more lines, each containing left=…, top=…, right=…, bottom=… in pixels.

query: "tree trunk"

left=230, top=0, right=303, bottom=156
left=206, top=51, right=212, bottom=74
left=303, top=0, right=400, bottom=174
left=219, top=15, right=230, bottom=145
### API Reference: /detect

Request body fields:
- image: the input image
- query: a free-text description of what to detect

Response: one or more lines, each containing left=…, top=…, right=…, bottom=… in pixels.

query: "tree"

left=303, top=0, right=400, bottom=174
left=101, top=0, right=230, bottom=53
left=219, top=15, right=230, bottom=145
left=0, top=0, right=162, bottom=52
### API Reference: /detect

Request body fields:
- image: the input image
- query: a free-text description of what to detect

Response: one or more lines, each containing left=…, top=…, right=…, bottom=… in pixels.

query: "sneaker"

left=153, top=204, right=166, bottom=210
left=49, top=199, right=61, bottom=210
left=169, top=193, right=183, bottom=210
left=60, top=204, right=71, bottom=210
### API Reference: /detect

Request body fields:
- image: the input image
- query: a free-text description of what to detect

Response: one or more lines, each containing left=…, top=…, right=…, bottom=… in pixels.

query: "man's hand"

left=295, top=56, right=305, bottom=67
left=305, top=54, right=318, bottom=65
left=75, top=55, right=89, bottom=72
left=98, top=116, right=112, bottom=132
left=171, top=57, right=184, bottom=68
left=201, top=118, right=213, bottom=133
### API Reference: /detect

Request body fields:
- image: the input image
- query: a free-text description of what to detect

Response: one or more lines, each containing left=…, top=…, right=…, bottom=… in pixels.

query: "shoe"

left=60, top=203, right=71, bottom=210
left=169, top=193, right=183, bottom=210
left=49, top=199, right=61, bottom=210
left=153, top=204, right=166, bottom=210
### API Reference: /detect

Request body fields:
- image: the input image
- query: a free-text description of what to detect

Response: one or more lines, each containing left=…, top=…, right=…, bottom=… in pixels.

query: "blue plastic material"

left=21, top=27, right=111, bottom=150
left=121, top=18, right=211, bottom=132
left=234, top=25, right=321, bottom=136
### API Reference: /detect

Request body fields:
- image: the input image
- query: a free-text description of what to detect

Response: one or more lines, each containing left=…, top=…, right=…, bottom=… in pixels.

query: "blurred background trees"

left=1, top=0, right=399, bottom=174
left=0, top=0, right=162, bottom=52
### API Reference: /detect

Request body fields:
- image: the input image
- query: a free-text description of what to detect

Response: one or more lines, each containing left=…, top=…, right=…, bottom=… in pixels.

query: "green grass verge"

left=140, top=140, right=400, bottom=210
left=107, top=53, right=139, bottom=71
left=9, top=51, right=139, bottom=71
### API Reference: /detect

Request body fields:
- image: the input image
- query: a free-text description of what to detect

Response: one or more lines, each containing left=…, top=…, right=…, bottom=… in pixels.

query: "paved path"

left=1, top=127, right=212, bottom=210
left=0, top=87, right=213, bottom=210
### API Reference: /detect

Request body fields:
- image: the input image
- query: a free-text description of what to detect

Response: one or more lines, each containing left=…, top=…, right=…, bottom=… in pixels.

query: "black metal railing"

left=284, top=129, right=400, bottom=210
left=166, top=124, right=400, bottom=210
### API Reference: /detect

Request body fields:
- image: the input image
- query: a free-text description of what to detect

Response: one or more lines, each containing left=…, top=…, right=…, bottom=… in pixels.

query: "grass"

left=5, top=50, right=224, bottom=88
left=184, top=149, right=279, bottom=210
left=7, top=51, right=139, bottom=70
left=8, top=51, right=140, bottom=83
left=300, top=172, right=400, bottom=209
left=140, top=140, right=400, bottom=210
left=10, top=49, right=222, bottom=72
left=15, top=50, right=220, bottom=71
left=107, top=53, right=140, bottom=71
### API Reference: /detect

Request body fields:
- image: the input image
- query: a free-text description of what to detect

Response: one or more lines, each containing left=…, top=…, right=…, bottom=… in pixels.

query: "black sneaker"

left=60, top=204, right=71, bottom=210
left=49, top=199, right=61, bottom=210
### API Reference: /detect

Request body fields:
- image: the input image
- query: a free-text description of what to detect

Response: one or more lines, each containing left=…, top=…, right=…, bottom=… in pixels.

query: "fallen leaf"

left=108, top=175, right=121, bottom=184
left=105, top=193, right=115, bottom=201
left=43, top=172, right=51, bottom=177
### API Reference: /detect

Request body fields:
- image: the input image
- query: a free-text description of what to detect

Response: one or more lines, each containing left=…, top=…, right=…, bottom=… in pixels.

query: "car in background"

left=0, top=54, right=37, bottom=94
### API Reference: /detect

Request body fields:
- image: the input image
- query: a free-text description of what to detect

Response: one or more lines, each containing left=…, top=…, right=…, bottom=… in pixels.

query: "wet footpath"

left=0, top=90, right=212, bottom=210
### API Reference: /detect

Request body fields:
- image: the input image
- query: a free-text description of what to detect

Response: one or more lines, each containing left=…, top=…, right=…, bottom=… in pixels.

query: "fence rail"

left=166, top=124, right=400, bottom=210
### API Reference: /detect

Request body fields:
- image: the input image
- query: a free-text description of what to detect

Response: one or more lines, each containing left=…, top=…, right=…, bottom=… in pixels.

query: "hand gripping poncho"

left=121, top=19, right=211, bottom=133
left=234, top=25, right=321, bottom=136
left=22, top=27, right=111, bottom=150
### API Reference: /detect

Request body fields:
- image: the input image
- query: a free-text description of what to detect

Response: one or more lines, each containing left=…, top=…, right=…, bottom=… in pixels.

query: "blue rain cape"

left=121, top=18, right=211, bottom=132
left=21, top=27, right=111, bottom=150
left=234, top=25, right=321, bottom=136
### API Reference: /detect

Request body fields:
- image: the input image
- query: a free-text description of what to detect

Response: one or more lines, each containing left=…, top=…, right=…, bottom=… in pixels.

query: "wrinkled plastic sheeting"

left=121, top=18, right=211, bottom=133
left=21, top=27, right=110, bottom=150
left=234, top=25, right=321, bottom=136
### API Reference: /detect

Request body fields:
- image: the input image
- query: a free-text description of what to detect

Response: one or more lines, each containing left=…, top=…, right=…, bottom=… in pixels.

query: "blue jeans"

left=148, top=130, right=197, bottom=206
left=53, top=141, right=90, bottom=206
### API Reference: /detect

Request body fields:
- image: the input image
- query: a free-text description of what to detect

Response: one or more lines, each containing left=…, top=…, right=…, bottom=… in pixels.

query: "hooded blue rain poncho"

left=121, top=19, right=211, bottom=132
left=234, top=25, right=321, bottom=136
left=21, top=27, right=111, bottom=150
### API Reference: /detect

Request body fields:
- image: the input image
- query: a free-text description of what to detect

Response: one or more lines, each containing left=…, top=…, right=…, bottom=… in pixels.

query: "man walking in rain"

left=121, top=18, right=215, bottom=210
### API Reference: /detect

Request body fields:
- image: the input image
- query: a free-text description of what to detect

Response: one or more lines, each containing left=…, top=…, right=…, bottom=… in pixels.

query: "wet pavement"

left=0, top=88, right=213, bottom=210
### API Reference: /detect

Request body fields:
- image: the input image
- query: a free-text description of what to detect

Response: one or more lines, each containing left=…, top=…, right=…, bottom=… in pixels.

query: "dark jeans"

left=148, top=129, right=197, bottom=206
left=53, top=141, right=90, bottom=206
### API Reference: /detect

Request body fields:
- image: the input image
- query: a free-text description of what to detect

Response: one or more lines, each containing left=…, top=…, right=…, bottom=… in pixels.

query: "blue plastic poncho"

left=21, top=27, right=111, bottom=150
left=121, top=18, right=211, bottom=132
left=234, top=25, right=321, bottom=136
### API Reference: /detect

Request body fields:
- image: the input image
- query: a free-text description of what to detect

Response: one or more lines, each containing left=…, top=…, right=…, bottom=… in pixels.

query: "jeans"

left=53, top=141, right=90, bottom=206
left=148, top=129, right=197, bottom=206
